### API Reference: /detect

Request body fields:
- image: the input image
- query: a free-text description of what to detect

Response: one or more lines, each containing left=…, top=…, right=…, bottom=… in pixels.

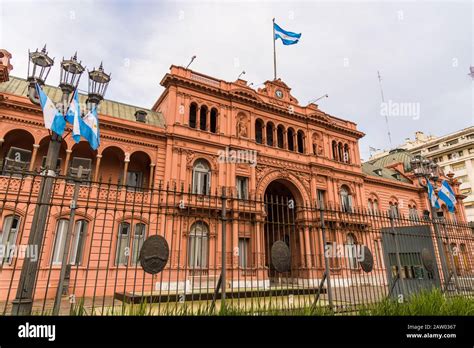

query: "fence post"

left=389, top=215, right=408, bottom=298
left=440, top=221, right=460, bottom=293
left=319, top=206, right=333, bottom=309
left=53, top=166, right=83, bottom=315
left=429, top=207, right=452, bottom=291
left=220, top=186, right=227, bottom=308
left=11, top=136, right=62, bottom=315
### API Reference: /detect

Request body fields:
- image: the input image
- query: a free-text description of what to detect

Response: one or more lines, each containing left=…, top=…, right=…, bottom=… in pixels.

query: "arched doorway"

left=264, top=179, right=303, bottom=283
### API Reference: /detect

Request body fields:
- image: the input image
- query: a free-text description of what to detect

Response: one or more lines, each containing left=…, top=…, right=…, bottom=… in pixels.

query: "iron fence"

left=0, top=171, right=473, bottom=315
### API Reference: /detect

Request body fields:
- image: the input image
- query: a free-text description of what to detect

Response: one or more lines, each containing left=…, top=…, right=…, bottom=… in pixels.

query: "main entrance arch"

left=263, top=178, right=305, bottom=283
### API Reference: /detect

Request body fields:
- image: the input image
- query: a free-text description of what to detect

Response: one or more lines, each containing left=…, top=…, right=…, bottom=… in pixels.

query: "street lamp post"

left=410, top=156, right=458, bottom=291
left=11, top=47, right=109, bottom=315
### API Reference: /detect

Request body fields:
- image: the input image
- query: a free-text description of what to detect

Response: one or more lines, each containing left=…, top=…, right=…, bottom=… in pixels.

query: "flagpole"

left=272, top=17, right=277, bottom=80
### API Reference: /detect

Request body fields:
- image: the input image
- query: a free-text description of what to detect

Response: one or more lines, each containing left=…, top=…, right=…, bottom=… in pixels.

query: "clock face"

left=275, top=89, right=283, bottom=99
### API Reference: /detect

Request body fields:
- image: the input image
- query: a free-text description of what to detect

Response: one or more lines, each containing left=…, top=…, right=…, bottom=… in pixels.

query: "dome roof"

left=370, top=148, right=415, bottom=173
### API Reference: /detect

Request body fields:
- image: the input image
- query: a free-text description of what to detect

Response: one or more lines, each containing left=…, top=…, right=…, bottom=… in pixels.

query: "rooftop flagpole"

left=273, top=18, right=277, bottom=80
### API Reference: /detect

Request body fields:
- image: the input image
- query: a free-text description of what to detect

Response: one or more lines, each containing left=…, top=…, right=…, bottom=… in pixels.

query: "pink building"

left=0, top=56, right=471, bottom=311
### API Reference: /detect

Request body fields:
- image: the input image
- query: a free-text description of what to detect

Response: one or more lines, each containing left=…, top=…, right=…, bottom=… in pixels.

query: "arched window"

left=188, top=222, right=209, bottom=268
left=297, top=130, right=305, bottom=154
left=277, top=125, right=285, bottom=149
left=131, top=223, right=146, bottom=265
left=199, top=105, right=208, bottom=131
left=115, top=222, right=147, bottom=266
left=338, top=142, right=343, bottom=162
left=373, top=199, right=379, bottom=215
left=346, top=233, right=358, bottom=269
left=389, top=201, right=399, bottom=218
left=332, top=140, right=338, bottom=160
left=189, top=103, right=197, bottom=128
left=408, top=204, right=419, bottom=221
left=287, top=128, right=295, bottom=151
left=210, top=108, right=218, bottom=133
left=192, top=160, right=211, bottom=195
left=266, top=122, right=274, bottom=146
left=343, top=144, right=350, bottom=163
left=340, top=185, right=352, bottom=212
left=0, top=215, right=20, bottom=264
left=115, top=222, right=130, bottom=265
left=69, top=219, right=88, bottom=265
left=52, top=219, right=69, bottom=265
left=255, top=119, right=264, bottom=144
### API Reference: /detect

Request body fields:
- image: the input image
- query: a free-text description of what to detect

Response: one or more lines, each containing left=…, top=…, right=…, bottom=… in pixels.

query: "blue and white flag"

left=79, top=106, right=100, bottom=150
left=65, top=89, right=81, bottom=143
left=35, top=83, right=66, bottom=136
left=438, top=180, right=457, bottom=212
left=427, top=180, right=440, bottom=209
left=274, top=22, right=302, bottom=45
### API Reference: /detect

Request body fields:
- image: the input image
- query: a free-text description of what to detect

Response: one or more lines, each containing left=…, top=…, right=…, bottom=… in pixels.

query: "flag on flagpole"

left=273, top=22, right=302, bottom=45
left=427, top=180, right=440, bottom=209
left=438, top=180, right=457, bottom=212
left=65, top=89, right=81, bottom=143
left=79, top=106, right=100, bottom=150
left=35, top=83, right=66, bottom=136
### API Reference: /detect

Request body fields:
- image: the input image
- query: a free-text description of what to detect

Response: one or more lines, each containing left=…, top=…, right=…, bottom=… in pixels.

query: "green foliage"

left=58, top=288, right=474, bottom=316
left=359, top=289, right=474, bottom=316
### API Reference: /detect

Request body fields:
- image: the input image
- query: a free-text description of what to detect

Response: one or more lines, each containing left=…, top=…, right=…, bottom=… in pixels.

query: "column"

left=283, top=130, right=288, bottom=149
left=149, top=163, right=155, bottom=189
left=63, top=149, right=72, bottom=176
left=232, top=212, right=239, bottom=268
left=304, top=227, right=312, bottom=268
left=293, top=132, right=297, bottom=152
left=123, top=154, right=130, bottom=186
left=272, top=126, right=277, bottom=147
left=299, top=228, right=306, bottom=268
left=93, top=154, right=102, bottom=182
left=262, top=123, right=266, bottom=145
left=29, top=144, right=40, bottom=171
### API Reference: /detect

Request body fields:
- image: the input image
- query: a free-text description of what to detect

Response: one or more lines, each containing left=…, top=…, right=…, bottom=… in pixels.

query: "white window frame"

left=346, top=234, right=358, bottom=270
left=69, top=219, right=88, bottom=265
left=116, top=222, right=131, bottom=266
left=236, top=176, right=249, bottom=200
left=340, top=186, right=352, bottom=213
left=0, top=215, right=21, bottom=265
left=188, top=222, right=209, bottom=269
left=238, top=237, right=250, bottom=268
left=52, top=219, right=69, bottom=266
left=131, top=223, right=146, bottom=265
left=192, top=161, right=211, bottom=195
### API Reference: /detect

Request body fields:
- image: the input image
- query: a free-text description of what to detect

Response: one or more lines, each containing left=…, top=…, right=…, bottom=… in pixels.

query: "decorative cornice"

left=161, top=74, right=364, bottom=139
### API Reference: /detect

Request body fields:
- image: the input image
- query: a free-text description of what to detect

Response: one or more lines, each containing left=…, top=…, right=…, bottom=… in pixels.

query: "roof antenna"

left=308, top=94, right=328, bottom=104
left=378, top=71, right=392, bottom=147
left=237, top=71, right=246, bottom=79
left=186, top=55, right=196, bottom=69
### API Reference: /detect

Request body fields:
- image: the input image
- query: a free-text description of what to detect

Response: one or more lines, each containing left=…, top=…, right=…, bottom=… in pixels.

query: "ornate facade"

left=0, top=59, right=469, bottom=300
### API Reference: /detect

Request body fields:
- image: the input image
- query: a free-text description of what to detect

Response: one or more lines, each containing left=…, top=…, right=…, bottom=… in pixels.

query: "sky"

left=0, top=0, right=472, bottom=161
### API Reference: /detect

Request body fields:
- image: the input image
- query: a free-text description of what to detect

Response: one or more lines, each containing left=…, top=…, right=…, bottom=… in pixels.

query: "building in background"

left=370, top=129, right=474, bottom=221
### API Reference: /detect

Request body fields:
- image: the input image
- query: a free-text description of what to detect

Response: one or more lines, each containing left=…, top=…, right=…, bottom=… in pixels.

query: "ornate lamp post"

left=410, top=155, right=457, bottom=291
left=12, top=47, right=109, bottom=315
left=87, top=62, right=111, bottom=107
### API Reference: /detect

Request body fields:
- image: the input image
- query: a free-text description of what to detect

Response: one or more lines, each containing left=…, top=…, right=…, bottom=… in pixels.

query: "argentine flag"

left=438, top=180, right=457, bottom=212
left=35, top=83, right=66, bottom=136
left=274, top=22, right=301, bottom=45
left=79, top=106, right=100, bottom=150
left=65, top=89, right=81, bottom=143
left=427, top=180, right=440, bottom=209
